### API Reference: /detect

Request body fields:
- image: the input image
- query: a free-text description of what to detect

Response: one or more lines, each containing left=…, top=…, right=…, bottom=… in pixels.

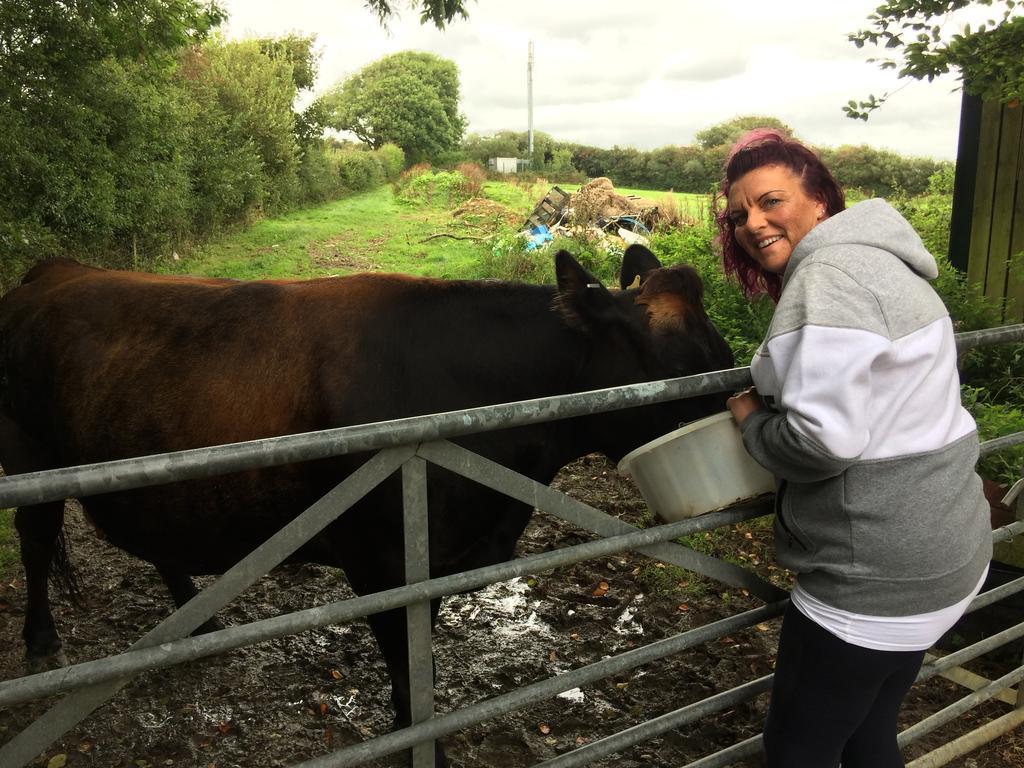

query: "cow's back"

left=0, top=260, right=566, bottom=573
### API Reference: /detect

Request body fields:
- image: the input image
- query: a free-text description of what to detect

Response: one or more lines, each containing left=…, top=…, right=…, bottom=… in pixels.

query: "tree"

left=181, top=39, right=303, bottom=220
left=323, top=51, right=466, bottom=164
left=461, top=131, right=522, bottom=164
left=846, top=0, right=1023, bottom=119
left=365, top=0, right=471, bottom=29
left=818, top=144, right=948, bottom=197
left=258, top=34, right=320, bottom=92
left=694, top=115, right=796, bottom=150
left=0, top=0, right=224, bottom=285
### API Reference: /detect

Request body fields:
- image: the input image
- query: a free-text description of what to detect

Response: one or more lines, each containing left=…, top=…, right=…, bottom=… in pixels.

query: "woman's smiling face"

left=726, top=164, right=825, bottom=274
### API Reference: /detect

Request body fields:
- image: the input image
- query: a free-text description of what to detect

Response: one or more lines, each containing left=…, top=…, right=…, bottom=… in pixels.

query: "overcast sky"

left=219, top=0, right=983, bottom=161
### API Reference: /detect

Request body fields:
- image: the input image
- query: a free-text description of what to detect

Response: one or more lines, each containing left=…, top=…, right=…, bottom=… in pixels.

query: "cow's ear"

left=620, top=244, right=662, bottom=290
left=554, top=250, right=616, bottom=327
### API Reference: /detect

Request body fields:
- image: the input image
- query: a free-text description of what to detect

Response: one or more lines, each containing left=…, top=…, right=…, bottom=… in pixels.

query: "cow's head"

left=553, top=244, right=734, bottom=462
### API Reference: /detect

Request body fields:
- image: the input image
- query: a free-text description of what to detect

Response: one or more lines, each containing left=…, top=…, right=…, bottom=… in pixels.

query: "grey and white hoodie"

left=740, top=198, right=992, bottom=617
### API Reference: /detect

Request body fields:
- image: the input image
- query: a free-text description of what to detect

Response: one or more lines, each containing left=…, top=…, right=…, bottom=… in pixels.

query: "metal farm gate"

left=2, top=325, right=1024, bottom=768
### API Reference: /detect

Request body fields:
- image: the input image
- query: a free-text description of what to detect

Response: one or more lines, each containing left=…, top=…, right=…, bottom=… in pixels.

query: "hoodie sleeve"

left=740, top=263, right=893, bottom=482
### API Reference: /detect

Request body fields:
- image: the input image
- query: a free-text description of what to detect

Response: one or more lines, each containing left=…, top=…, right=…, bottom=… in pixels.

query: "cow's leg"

left=366, top=599, right=447, bottom=768
left=152, top=564, right=224, bottom=635
left=16, top=500, right=69, bottom=672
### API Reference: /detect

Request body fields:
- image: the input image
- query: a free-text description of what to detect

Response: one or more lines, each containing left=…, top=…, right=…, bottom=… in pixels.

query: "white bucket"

left=618, top=411, right=775, bottom=521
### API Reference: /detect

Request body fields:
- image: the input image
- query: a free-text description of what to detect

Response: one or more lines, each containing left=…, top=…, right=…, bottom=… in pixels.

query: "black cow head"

left=553, top=244, right=734, bottom=462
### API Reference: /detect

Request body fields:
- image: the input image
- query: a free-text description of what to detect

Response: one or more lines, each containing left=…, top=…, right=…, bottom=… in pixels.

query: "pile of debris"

left=521, top=178, right=660, bottom=251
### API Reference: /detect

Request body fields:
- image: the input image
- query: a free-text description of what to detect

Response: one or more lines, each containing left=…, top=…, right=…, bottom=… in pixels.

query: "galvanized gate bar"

left=532, top=558, right=1024, bottom=768
left=402, top=455, right=436, bottom=768
left=416, top=440, right=787, bottom=603
left=964, top=574, right=1024, bottom=609
left=905, top=708, right=1024, bottom=768
left=954, top=323, right=1024, bottom=350
left=289, top=601, right=789, bottom=768
left=0, top=500, right=765, bottom=708
left=898, top=664, right=1024, bottom=746
left=532, top=676, right=774, bottom=768
left=2, top=324, right=1020, bottom=511
left=0, top=446, right=415, bottom=768
left=1, top=324, right=1021, bottom=768
left=918, top=622, right=1024, bottom=681
left=684, top=734, right=763, bottom=768
left=980, top=430, right=1024, bottom=457
left=991, top=519, right=1024, bottom=543
left=0, top=365, right=753, bottom=509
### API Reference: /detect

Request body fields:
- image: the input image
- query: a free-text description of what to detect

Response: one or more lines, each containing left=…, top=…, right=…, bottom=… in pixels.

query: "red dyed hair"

left=715, top=129, right=845, bottom=301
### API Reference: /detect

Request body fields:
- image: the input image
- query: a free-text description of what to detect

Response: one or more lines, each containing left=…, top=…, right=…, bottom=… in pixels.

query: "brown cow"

left=0, top=246, right=733, bottom=765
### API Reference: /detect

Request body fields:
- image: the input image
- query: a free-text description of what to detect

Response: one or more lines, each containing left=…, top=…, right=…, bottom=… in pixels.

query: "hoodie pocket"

left=774, top=480, right=810, bottom=552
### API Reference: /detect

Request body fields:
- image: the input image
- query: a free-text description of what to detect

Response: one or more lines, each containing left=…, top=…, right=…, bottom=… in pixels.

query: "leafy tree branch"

left=364, top=0, right=472, bottom=29
left=845, top=0, right=1023, bottom=119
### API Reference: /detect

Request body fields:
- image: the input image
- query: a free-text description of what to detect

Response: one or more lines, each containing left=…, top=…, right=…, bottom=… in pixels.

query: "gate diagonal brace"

left=416, top=440, right=786, bottom=603
left=0, top=445, right=415, bottom=768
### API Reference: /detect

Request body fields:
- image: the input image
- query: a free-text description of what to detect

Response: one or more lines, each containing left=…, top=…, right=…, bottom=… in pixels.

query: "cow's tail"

left=49, top=524, right=82, bottom=604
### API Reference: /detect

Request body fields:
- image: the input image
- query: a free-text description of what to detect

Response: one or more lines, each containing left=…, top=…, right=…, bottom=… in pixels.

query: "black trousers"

left=763, top=602, right=926, bottom=768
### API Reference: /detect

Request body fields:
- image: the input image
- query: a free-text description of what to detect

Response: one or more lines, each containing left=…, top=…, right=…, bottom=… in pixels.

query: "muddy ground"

left=1, top=455, right=1022, bottom=768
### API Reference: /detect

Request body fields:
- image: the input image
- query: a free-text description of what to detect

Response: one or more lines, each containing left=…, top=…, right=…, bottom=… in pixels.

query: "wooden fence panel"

left=966, top=99, right=1024, bottom=322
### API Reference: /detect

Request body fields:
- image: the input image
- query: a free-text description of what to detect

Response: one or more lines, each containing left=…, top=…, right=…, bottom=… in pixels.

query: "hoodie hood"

left=783, top=198, right=938, bottom=288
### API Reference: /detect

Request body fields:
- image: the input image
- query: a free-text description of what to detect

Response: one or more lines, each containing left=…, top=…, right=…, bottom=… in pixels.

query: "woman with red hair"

left=721, top=130, right=991, bottom=767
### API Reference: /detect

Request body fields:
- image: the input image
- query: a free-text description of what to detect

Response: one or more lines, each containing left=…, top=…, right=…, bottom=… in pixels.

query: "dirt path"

left=1, top=456, right=1022, bottom=767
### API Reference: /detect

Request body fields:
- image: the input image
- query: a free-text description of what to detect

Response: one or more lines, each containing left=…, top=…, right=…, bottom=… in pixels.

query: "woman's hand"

left=727, top=386, right=763, bottom=426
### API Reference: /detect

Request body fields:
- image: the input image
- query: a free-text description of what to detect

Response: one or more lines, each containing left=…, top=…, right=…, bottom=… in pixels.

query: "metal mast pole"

left=527, top=40, right=534, bottom=168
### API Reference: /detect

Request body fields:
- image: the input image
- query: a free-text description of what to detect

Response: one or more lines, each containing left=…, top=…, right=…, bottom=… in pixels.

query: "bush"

left=455, top=162, right=486, bottom=197
left=0, top=218, right=59, bottom=293
left=296, top=145, right=343, bottom=203
left=335, top=149, right=385, bottom=192
left=376, top=143, right=406, bottom=181
left=473, top=231, right=553, bottom=283
left=395, top=168, right=472, bottom=207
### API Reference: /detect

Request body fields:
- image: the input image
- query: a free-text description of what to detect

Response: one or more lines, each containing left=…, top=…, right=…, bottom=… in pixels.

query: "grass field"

left=174, top=186, right=498, bottom=281
left=171, top=180, right=712, bottom=281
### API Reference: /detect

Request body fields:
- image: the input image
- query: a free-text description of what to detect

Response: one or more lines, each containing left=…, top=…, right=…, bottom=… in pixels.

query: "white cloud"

left=219, top=0, right=970, bottom=160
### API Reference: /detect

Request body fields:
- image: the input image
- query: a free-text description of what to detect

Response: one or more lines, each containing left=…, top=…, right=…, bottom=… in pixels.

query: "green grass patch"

left=480, top=179, right=550, bottom=216
left=166, top=181, right=715, bottom=284
left=0, top=509, right=17, bottom=578
left=557, top=183, right=710, bottom=219
left=171, top=186, right=508, bottom=281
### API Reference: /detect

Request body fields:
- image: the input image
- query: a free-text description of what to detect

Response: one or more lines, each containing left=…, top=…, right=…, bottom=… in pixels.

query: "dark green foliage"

left=323, top=51, right=466, bottom=164
left=462, top=116, right=944, bottom=198
left=181, top=40, right=302, bottom=217
left=846, top=1, right=1023, bottom=119
left=376, top=143, right=407, bottom=181
left=258, top=34, right=320, bottom=92
left=0, top=1, right=222, bottom=274
left=821, top=145, right=950, bottom=198
left=693, top=115, right=796, bottom=150
left=395, top=168, right=472, bottom=207
left=461, top=130, right=582, bottom=178
left=364, top=0, right=471, bottom=29
left=335, top=149, right=385, bottom=192
left=296, top=146, right=344, bottom=204
left=0, top=2, right=381, bottom=279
